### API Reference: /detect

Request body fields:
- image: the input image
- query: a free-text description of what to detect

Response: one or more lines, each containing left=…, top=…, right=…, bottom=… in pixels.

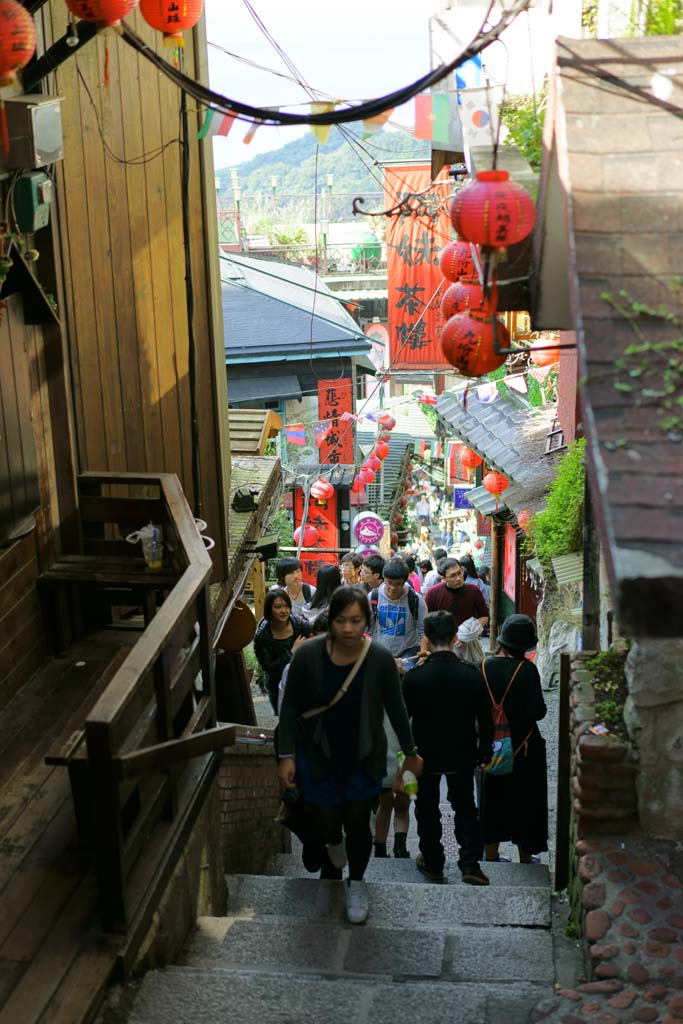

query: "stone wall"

left=536, top=576, right=581, bottom=690
left=218, top=740, right=290, bottom=873
left=624, top=638, right=683, bottom=841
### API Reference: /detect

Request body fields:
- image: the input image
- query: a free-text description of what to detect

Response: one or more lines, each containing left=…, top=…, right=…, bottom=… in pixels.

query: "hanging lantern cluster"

left=450, top=170, right=536, bottom=251
left=65, top=0, right=138, bottom=27
left=374, top=441, right=390, bottom=460
left=441, top=312, right=509, bottom=377
left=441, top=276, right=498, bottom=321
left=0, top=0, right=36, bottom=85
left=439, top=240, right=475, bottom=283
left=310, top=477, right=334, bottom=501
left=140, top=0, right=204, bottom=47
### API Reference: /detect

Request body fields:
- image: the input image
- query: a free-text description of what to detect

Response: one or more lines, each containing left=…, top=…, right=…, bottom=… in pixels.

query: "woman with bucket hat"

left=479, top=614, right=548, bottom=864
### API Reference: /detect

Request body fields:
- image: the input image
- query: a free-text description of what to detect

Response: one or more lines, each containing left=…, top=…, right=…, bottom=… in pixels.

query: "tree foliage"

left=525, top=438, right=586, bottom=573
left=499, top=91, right=546, bottom=172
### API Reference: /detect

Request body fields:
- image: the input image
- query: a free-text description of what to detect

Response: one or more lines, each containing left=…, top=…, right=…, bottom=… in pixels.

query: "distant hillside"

left=216, top=129, right=430, bottom=227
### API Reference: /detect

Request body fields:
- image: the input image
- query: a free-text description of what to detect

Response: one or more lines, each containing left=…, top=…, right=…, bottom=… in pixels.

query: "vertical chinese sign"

left=294, top=488, right=338, bottom=586
left=384, top=164, right=452, bottom=370
left=503, top=523, right=517, bottom=601
left=317, top=378, right=353, bottom=465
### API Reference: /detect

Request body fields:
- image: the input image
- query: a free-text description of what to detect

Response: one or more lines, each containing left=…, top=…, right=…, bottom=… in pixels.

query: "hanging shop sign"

left=351, top=511, right=384, bottom=548
left=294, top=487, right=338, bottom=586
left=317, top=378, right=354, bottom=465
left=503, top=523, right=517, bottom=601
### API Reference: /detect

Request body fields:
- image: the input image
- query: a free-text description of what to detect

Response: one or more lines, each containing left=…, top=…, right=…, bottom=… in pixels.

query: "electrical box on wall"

left=14, top=172, right=53, bottom=233
left=0, top=95, right=64, bottom=171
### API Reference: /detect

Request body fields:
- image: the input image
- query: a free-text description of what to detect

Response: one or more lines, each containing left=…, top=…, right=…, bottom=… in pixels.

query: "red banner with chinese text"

left=384, top=164, right=452, bottom=370
left=293, top=488, right=339, bottom=586
left=317, top=378, right=354, bottom=465
left=503, top=523, right=517, bottom=601
left=447, top=441, right=470, bottom=486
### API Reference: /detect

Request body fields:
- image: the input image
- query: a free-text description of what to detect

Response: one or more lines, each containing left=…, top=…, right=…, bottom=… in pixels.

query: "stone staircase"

left=124, top=854, right=557, bottom=1024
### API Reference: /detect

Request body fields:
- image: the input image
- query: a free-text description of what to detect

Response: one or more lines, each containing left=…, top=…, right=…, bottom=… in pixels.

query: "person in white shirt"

left=368, top=558, right=427, bottom=671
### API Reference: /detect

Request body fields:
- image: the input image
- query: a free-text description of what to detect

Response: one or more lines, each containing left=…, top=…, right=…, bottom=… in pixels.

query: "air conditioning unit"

left=0, top=95, right=64, bottom=171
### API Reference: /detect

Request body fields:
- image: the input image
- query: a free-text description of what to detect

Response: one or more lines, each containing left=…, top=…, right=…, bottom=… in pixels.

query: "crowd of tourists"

left=253, top=544, right=548, bottom=926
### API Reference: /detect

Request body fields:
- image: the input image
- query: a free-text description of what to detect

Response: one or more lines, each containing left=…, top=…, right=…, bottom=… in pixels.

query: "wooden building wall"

left=38, top=5, right=230, bottom=576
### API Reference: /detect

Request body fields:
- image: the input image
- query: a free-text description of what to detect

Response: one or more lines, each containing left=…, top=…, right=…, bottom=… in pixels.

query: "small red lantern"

left=391, top=531, right=398, bottom=546
left=451, top=170, right=535, bottom=250
left=530, top=338, right=560, bottom=367
left=65, top=0, right=138, bottom=27
left=360, top=468, right=376, bottom=484
left=441, top=277, right=497, bottom=320
left=483, top=471, right=509, bottom=510
left=394, top=513, right=403, bottom=526
left=140, top=0, right=203, bottom=45
left=440, top=313, right=508, bottom=377
left=461, top=448, right=483, bottom=471
left=377, top=413, right=396, bottom=431
left=399, top=496, right=407, bottom=508
left=374, top=441, right=390, bottom=460
left=310, top=477, right=334, bottom=500
left=474, top=539, right=484, bottom=550
left=378, top=431, right=391, bottom=443
left=0, top=0, right=36, bottom=85
left=517, top=509, right=532, bottom=531
left=293, top=524, right=319, bottom=547
left=365, top=455, right=382, bottom=473
left=350, top=477, right=365, bottom=496
left=439, top=241, right=475, bottom=282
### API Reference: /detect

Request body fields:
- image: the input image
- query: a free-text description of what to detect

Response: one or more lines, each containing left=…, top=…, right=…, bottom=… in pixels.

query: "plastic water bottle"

left=397, top=751, right=418, bottom=800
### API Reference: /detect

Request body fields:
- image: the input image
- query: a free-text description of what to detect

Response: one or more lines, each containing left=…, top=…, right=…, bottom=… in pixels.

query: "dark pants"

left=312, top=799, right=375, bottom=881
left=415, top=769, right=483, bottom=872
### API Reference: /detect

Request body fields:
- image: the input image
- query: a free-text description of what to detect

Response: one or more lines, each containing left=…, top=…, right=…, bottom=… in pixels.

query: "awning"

left=228, top=374, right=301, bottom=404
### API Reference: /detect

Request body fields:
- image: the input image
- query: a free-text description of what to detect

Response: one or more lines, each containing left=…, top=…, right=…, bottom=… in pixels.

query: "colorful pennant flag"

left=340, top=411, right=358, bottom=423
left=310, top=102, right=336, bottom=144
left=476, top=382, right=498, bottom=404
left=529, top=364, right=553, bottom=384
left=361, top=107, right=394, bottom=138
left=434, top=441, right=443, bottom=459
left=507, top=374, right=529, bottom=395
left=414, top=93, right=450, bottom=144
left=197, top=109, right=236, bottom=140
left=458, top=86, right=502, bottom=149
left=455, top=54, right=482, bottom=95
left=314, top=419, right=332, bottom=447
left=285, top=423, right=306, bottom=446
left=413, top=439, right=427, bottom=456
left=242, top=121, right=260, bottom=145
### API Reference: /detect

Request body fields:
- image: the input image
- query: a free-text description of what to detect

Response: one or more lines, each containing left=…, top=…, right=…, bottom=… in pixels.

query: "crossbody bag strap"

left=481, top=657, right=525, bottom=710
left=301, top=637, right=372, bottom=720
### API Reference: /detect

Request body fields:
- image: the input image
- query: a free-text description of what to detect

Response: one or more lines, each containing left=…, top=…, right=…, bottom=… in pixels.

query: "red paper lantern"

left=483, top=472, right=509, bottom=497
left=474, top=539, right=484, bottom=550
left=450, top=170, right=536, bottom=249
left=310, top=477, right=334, bottom=500
left=394, top=513, right=403, bottom=526
left=530, top=338, right=560, bottom=367
left=461, top=448, right=483, bottom=470
left=391, top=531, right=398, bottom=547
left=399, top=496, right=407, bottom=508
left=293, top=524, right=319, bottom=547
left=365, top=455, right=381, bottom=473
left=439, top=241, right=475, bottom=283
left=65, top=0, right=138, bottom=27
left=377, top=413, right=396, bottom=431
left=374, top=441, right=390, bottom=460
left=350, top=477, right=365, bottom=495
left=440, top=313, right=508, bottom=377
left=140, top=0, right=203, bottom=44
left=378, top=431, right=391, bottom=443
left=517, top=509, right=532, bottom=531
left=441, top=276, right=497, bottom=320
left=0, top=0, right=36, bottom=85
left=359, top=467, right=376, bottom=484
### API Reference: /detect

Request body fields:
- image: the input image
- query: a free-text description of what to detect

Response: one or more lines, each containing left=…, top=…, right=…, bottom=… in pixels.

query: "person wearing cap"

left=454, top=616, right=485, bottom=668
left=479, top=614, right=548, bottom=864
left=425, top=558, right=489, bottom=631
left=402, top=611, right=493, bottom=886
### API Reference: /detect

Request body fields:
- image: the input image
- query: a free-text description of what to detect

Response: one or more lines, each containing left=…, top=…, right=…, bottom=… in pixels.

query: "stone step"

left=126, top=965, right=550, bottom=1024
left=272, top=852, right=550, bottom=887
left=224, top=874, right=551, bottom=928
left=184, top=915, right=554, bottom=983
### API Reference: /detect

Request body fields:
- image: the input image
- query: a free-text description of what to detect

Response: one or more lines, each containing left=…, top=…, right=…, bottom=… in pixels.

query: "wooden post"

left=582, top=479, right=600, bottom=651
left=249, top=558, right=266, bottom=621
left=554, top=652, right=572, bottom=892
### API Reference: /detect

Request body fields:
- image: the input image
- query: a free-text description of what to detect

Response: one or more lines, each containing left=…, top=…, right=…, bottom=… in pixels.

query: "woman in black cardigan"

left=278, top=585, right=422, bottom=924
left=254, top=588, right=310, bottom=713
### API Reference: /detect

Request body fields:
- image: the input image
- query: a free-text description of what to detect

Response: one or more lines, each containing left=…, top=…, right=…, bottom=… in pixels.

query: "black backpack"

left=369, top=586, right=419, bottom=627
left=302, top=583, right=313, bottom=603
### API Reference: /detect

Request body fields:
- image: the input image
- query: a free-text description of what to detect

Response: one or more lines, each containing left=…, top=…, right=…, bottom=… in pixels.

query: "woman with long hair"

left=254, top=588, right=310, bottom=713
left=302, top=563, right=342, bottom=621
left=278, top=586, right=422, bottom=924
left=459, top=554, right=489, bottom=606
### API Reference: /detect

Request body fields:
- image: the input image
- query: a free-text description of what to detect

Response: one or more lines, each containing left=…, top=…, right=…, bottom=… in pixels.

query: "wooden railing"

left=68, top=473, right=234, bottom=933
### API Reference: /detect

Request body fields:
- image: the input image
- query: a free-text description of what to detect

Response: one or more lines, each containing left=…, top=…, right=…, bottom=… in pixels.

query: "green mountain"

left=217, top=129, right=430, bottom=226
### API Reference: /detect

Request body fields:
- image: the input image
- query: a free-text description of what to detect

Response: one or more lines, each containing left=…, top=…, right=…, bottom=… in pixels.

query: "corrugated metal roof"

left=551, top=552, right=584, bottom=586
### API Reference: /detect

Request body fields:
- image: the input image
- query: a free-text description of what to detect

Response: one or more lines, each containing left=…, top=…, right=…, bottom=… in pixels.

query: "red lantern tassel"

left=0, top=101, right=9, bottom=159
left=104, top=39, right=110, bottom=88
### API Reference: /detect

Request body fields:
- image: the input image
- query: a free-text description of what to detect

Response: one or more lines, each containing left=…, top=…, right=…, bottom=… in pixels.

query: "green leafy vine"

left=523, top=439, right=586, bottom=575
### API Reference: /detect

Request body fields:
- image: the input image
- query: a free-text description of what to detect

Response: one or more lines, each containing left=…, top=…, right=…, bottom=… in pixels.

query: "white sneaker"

left=345, top=880, right=369, bottom=924
left=326, top=841, right=347, bottom=870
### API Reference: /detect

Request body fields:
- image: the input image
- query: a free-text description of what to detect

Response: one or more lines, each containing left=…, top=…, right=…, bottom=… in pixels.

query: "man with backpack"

left=368, top=557, right=427, bottom=671
left=402, top=611, right=493, bottom=885
left=274, top=557, right=315, bottom=613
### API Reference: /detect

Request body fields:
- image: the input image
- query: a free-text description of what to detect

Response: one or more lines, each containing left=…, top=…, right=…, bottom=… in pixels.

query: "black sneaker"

left=416, top=853, right=446, bottom=883
left=461, top=864, right=490, bottom=886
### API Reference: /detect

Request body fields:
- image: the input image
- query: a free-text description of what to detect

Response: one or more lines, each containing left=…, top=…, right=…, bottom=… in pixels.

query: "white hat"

left=457, top=617, right=483, bottom=643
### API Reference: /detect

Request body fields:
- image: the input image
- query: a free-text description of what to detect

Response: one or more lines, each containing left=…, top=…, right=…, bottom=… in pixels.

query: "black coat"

left=253, top=614, right=310, bottom=698
left=402, top=650, right=494, bottom=772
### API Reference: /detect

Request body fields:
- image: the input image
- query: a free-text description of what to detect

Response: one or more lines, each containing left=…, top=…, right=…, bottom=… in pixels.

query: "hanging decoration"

left=440, top=313, right=508, bottom=376
left=374, top=441, right=390, bottom=460
left=482, top=471, right=509, bottom=511
left=0, top=0, right=36, bottom=85
left=529, top=338, right=560, bottom=367
left=377, top=413, right=396, bottom=431
left=461, top=448, right=483, bottom=471
left=359, top=467, right=376, bottom=484
left=517, top=509, right=532, bottom=531
left=450, top=170, right=535, bottom=249
left=350, top=477, right=366, bottom=497
left=140, top=0, right=203, bottom=46
left=439, top=240, right=475, bottom=283
left=65, top=0, right=139, bottom=27
left=293, top=524, right=319, bottom=547
left=310, top=477, right=334, bottom=501
left=365, top=455, right=382, bottom=473
left=441, top=276, right=497, bottom=320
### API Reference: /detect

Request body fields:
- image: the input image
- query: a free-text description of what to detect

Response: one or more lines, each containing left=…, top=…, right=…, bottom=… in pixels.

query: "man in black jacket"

left=403, top=611, right=493, bottom=885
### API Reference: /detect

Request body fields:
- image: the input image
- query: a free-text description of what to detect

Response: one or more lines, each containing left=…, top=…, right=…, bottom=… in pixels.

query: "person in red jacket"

left=424, top=558, right=489, bottom=631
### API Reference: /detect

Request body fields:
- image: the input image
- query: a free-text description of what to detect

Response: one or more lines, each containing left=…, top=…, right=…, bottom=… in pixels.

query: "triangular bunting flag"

left=197, top=109, right=236, bottom=140
left=242, top=121, right=260, bottom=145
left=314, top=419, right=333, bottom=447
left=361, top=107, right=394, bottom=138
left=507, top=374, right=528, bottom=394
left=529, top=364, right=553, bottom=384
left=310, top=102, right=336, bottom=144
left=476, top=382, right=498, bottom=404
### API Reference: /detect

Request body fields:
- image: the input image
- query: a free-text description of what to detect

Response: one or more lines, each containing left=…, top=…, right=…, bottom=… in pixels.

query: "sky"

left=204, top=0, right=442, bottom=169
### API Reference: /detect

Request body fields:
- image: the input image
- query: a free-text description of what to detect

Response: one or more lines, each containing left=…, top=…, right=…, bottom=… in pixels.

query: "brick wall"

left=218, top=740, right=290, bottom=874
